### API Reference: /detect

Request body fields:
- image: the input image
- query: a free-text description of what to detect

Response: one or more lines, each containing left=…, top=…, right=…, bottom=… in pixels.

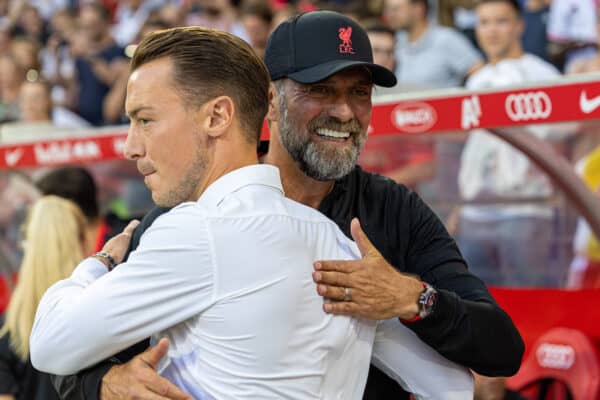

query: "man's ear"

left=202, top=96, right=235, bottom=138
left=266, top=82, right=280, bottom=123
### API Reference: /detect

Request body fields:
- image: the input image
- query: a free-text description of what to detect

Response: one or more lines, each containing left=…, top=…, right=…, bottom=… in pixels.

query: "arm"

left=371, top=319, right=473, bottom=399
left=30, top=205, right=215, bottom=375
left=314, top=185, right=524, bottom=377
left=402, top=192, right=524, bottom=376
left=48, top=207, right=178, bottom=400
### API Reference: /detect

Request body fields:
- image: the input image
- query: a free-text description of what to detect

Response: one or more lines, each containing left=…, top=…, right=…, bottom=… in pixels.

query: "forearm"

left=408, top=289, right=524, bottom=376
left=372, top=319, right=473, bottom=398
left=51, top=361, right=117, bottom=400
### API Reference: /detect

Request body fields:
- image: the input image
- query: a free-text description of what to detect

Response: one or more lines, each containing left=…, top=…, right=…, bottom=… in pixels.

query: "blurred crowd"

left=0, top=0, right=599, bottom=128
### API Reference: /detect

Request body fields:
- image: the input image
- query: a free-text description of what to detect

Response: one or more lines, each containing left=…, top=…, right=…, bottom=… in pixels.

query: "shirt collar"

left=197, top=164, right=284, bottom=207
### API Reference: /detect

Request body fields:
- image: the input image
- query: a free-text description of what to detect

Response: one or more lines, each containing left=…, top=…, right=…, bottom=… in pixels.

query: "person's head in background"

left=271, top=4, right=296, bottom=33
left=364, top=21, right=396, bottom=71
left=0, top=196, right=86, bottom=360
left=0, top=55, right=25, bottom=120
left=124, top=27, right=270, bottom=207
left=0, top=30, right=12, bottom=56
left=78, top=2, right=112, bottom=45
left=383, top=0, right=429, bottom=33
left=475, top=0, right=524, bottom=65
left=156, top=4, right=186, bottom=28
left=11, top=36, right=41, bottom=73
left=17, top=4, right=46, bottom=43
left=240, top=0, right=273, bottom=58
left=35, top=166, right=100, bottom=254
left=19, top=79, right=52, bottom=122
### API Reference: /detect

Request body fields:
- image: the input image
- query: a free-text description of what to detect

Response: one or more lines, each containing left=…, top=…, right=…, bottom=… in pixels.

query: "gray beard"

left=277, top=98, right=365, bottom=181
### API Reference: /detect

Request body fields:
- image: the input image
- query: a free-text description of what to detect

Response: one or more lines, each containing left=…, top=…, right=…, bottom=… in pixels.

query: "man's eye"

left=308, top=86, right=331, bottom=96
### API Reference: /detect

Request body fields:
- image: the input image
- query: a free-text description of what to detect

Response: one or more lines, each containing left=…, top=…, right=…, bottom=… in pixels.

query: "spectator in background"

left=456, top=0, right=559, bottom=396
left=361, top=20, right=436, bottom=192
left=111, top=0, right=166, bottom=48
left=547, top=0, right=597, bottom=70
left=0, top=54, right=24, bottom=122
left=10, top=36, right=41, bottom=74
left=365, top=22, right=396, bottom=71
left=458, top=0, right=563, bottom=286
left=240, top=0, right=273, bottom=58
left=185, top=0, right=249, bottom=41
left=520, top=0, right=550, bottom=62
left=11, top=4, right=47, bottom=44
left=17, top=79, right=88, bottom=128
left=40, top=8, right=77, bottom=110
left=35, top=166, right=124, bottom=255
left=0, top=196, right=86, bottom=400
left=71, top=2, right=128, bottom=126
left=383, top=0, right=482, bottom=88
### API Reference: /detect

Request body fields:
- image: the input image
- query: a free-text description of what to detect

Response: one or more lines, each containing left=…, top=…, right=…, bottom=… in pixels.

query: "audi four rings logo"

left=505, top=91, right=552, bottom=122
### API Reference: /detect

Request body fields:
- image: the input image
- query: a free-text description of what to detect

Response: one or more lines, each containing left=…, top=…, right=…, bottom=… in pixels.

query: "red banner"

left=370, top=79, right=600, bottom=136
left=2, top=79, right=600, bottom=169
left=0, top=133, right=128, bottom=169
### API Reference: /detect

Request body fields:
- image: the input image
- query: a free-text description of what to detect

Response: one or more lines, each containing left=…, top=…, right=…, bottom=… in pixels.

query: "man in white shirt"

left=456, top=5, right=564, bottom=397
left=30, top=26, right=473, bottom=399
left=383, top=0, right=483, bottom=88
left=458, top=0, right=564, bottom=289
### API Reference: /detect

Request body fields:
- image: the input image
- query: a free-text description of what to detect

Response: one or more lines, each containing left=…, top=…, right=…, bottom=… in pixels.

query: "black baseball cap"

left=265, top=11, right=397, bottom=87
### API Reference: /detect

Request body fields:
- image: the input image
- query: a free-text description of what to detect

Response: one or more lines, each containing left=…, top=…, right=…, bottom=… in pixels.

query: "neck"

left=488, top=45, right=524, bottom=65
left=192, top=134, right=259, bottom=201
left=262, top=127, right=334, bottom=209
left=408, top=19, right=428, bottom=43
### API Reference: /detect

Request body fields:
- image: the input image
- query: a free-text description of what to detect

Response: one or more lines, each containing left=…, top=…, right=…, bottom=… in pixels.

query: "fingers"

left=314, top=260, right=360, bottom=273
left=123, top=219, right=141, bottom=237
left=350, top=218, right=378, bottom=258
left=316, top=283, right=349, bottom=301
left=313, top=269, right=353, bottom=287
left=140, top=338, right=169, bottom=369
left=323, top=300, right=361, bottom=315
left=145, top=376, right=192, bottom=400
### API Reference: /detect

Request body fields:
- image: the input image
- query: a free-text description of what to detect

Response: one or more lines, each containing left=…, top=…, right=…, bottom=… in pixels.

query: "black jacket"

left=50, top=166, right=524, bottom=399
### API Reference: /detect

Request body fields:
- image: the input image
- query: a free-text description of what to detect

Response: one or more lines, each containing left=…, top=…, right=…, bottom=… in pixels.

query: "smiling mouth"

left=315, top=128, right=352, bottom=141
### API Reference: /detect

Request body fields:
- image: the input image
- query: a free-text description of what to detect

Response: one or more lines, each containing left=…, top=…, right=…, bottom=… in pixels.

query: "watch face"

left=419, top=284, right=437, bottom=318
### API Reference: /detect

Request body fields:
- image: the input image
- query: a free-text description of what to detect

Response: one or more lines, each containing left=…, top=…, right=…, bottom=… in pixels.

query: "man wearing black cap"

left=50, top=11, right=523, bottom=400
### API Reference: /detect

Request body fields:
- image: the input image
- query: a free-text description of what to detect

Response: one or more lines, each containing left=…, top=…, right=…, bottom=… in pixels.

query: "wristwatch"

left=92, top=251, right=117, bottom=271
left=417, top=282, right=437, bottom=319
left=401, top=282, right=437, bottom=323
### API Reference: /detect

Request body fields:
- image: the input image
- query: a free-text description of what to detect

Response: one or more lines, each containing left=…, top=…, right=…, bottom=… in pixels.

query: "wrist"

left=92, top=251, right=117, bottom=271
left=400, top=281, right=437, bottom=323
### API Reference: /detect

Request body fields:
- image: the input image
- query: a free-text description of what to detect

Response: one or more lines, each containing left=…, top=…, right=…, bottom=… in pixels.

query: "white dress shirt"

left=31, top=165, right=472, bottom=399
left=459, top=54, right=563, bottom=220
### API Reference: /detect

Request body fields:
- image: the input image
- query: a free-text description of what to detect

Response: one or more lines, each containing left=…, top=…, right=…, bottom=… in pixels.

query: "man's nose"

left=123, top=126, right=144, bottom=161
left=328, top=97, right=355, bottom=122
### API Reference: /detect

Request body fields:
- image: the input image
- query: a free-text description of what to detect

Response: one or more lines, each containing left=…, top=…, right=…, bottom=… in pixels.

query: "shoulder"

left=521, top=54, right=560, bottom=77
left=345, top=166, right=417, bottom=210
left=466, top=64, right=493, bottom=88
left=432, top=26, right=471, bottom=45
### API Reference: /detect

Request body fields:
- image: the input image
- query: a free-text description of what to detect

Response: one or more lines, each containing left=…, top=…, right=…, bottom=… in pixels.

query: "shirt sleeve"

left=30, top=204, right=216, bottom=375
left=444, top=28, right=482, bottom=78
left=371, top=319, right=473, bottom=399
left=404, top=192, right=525, bottom=376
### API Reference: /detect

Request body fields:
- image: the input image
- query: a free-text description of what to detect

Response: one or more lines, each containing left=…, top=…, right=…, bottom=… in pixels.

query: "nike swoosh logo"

left=5, top=148, right=23, bottom=167
left=580, top=91, right=600, bottom=114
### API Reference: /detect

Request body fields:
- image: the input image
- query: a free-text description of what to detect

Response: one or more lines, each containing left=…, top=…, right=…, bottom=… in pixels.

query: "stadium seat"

left=507, top=327, right=600, bottom=400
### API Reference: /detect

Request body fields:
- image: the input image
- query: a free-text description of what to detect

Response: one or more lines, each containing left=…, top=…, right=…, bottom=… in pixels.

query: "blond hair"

left=0, top=195, right=86, bottom=360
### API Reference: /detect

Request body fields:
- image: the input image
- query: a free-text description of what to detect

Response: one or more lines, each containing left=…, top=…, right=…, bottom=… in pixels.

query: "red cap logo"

left=338, top=26, right=354, bottom=54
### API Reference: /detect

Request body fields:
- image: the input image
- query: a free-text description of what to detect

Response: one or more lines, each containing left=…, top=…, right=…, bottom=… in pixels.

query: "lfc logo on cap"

left=338, top=26, right=354, bottom=54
